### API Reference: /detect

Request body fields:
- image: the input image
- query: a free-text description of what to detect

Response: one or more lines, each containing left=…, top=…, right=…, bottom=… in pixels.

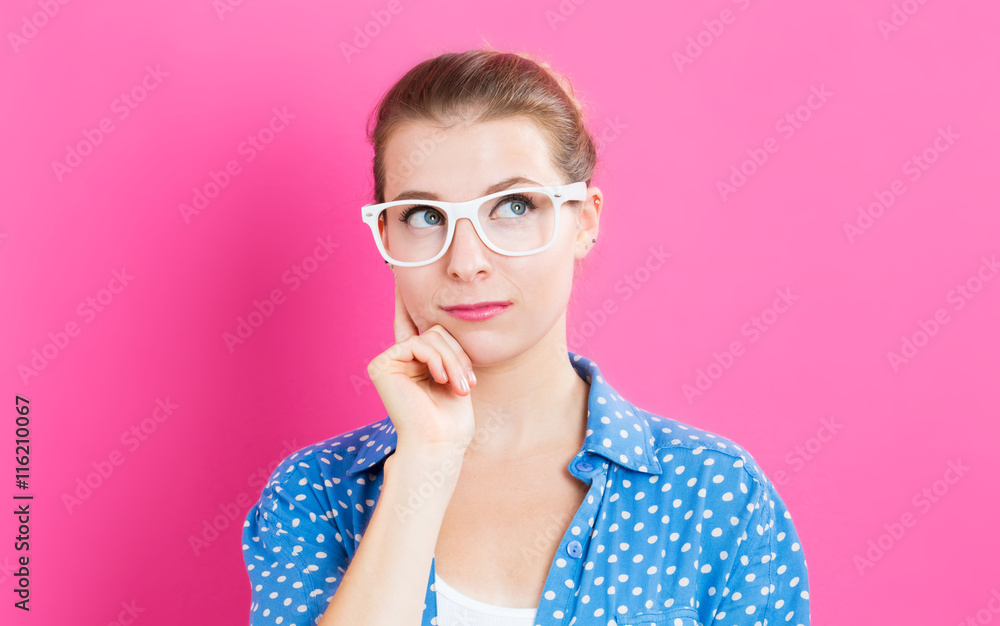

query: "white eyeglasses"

left=361, top=181, right=587, bottom=267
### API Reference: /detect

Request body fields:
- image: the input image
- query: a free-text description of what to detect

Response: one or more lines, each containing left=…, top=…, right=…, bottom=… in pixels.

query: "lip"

left=441, top=301, right=512, bottom=311
left=442, top=301, right=512, bottom=321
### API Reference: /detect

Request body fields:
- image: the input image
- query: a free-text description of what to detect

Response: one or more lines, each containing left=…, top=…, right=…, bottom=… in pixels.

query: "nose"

left=445, top=216, right=491, bottom=278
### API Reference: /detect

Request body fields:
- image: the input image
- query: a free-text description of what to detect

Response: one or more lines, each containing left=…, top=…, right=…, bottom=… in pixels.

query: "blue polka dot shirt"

left=242, top=351, right=811, bottom=625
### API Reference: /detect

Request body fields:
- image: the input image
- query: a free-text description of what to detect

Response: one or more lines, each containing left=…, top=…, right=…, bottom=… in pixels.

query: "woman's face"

left=382, top=116, right=600, bottom=367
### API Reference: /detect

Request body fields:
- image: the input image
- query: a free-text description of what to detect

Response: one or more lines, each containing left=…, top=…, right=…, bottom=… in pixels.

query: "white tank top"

left=434, top=571, right=538, bottom=626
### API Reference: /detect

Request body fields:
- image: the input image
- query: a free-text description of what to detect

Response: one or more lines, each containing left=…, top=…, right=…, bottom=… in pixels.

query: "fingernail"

left=467, top=369, right=477, bottom=385
left=460, top=376, right=470, bottom=394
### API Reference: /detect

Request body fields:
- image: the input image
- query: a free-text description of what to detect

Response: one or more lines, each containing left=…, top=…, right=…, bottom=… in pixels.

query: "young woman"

left=242, top=49, right=811, bottom=626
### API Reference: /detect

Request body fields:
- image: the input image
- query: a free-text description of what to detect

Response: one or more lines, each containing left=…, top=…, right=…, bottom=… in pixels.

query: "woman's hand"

left=367, top=283, right=477, bottom=459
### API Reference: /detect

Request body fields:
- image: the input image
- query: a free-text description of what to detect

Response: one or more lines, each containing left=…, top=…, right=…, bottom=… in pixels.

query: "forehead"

left=382, top=116, right=561, bottom=202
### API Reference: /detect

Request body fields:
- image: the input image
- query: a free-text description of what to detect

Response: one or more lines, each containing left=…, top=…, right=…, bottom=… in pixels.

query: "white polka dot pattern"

left=242, top=351, right=811, bottom=625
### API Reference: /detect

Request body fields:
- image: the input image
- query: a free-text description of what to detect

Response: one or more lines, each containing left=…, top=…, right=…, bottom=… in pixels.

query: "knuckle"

left=395, top=336, right=416, bottom=352
left=429, top=323, right=451, bottom=337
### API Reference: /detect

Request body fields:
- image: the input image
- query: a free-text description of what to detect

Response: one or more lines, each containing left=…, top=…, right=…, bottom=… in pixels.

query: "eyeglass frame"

left=360, top=181, right=589, bottom=267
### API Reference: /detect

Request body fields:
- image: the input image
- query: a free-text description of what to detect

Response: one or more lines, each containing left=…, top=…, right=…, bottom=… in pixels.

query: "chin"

left=446, top=330, right=521, bottom=368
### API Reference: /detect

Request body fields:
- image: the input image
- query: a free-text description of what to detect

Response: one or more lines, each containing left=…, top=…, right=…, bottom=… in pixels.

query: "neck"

left=463, top=320, right=590, bottom=463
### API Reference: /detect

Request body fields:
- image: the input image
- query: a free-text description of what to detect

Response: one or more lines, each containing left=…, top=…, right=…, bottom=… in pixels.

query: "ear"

left=574, top=186, right=602, bottom=261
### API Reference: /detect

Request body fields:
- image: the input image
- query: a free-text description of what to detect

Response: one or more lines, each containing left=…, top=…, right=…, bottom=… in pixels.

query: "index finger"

left=393, top=282, right=420, bottom=344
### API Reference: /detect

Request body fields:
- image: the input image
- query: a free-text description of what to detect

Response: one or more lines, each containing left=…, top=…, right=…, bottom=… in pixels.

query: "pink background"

left=2, top=0, right=998, bottom=623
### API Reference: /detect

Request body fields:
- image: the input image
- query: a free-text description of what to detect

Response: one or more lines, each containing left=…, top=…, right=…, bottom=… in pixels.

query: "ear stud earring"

left=579, top=198, right=600, bottom=249
left=577, top=198, right=601, bottom=250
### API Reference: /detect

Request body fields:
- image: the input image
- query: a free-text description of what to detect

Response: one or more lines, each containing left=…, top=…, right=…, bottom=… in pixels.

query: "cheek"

left=522, top=260, right=575, bottom=304
left=398, top=278, right=437, bottom=330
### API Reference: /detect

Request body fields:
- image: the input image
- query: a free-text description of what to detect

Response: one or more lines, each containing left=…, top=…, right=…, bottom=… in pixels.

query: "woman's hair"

left=365, top=48, right=598, bottom=204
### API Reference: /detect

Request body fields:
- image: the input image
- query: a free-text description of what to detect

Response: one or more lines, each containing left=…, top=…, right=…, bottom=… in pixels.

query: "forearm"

left=318, top=448, right=463, bottom=626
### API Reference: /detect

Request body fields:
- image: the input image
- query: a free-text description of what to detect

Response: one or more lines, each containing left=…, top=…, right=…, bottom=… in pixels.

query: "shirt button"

left=574, top=459, right=593, bottom=473
left=566, top=540, right=583, bottom=558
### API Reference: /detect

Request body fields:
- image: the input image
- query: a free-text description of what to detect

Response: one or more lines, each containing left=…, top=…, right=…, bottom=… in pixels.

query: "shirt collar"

left=347, top=350, right=663, bottom=477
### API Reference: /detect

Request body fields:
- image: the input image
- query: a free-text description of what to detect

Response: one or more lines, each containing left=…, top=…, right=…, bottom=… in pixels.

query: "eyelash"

left=396, top=194, right=537, bottom=224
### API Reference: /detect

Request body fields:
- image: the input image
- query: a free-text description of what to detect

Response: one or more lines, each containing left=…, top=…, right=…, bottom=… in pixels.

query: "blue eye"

left=493, top=195, right=536, bottom=217
left=398, top=206, right=444, bottom=228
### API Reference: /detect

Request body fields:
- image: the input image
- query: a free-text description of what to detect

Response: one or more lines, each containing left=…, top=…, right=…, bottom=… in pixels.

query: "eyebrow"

left=389, top=176, right=542, bottom=203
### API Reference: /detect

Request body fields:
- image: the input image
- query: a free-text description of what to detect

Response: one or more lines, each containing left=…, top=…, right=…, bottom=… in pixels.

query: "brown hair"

left=365, top=48, right=598, bottom=204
